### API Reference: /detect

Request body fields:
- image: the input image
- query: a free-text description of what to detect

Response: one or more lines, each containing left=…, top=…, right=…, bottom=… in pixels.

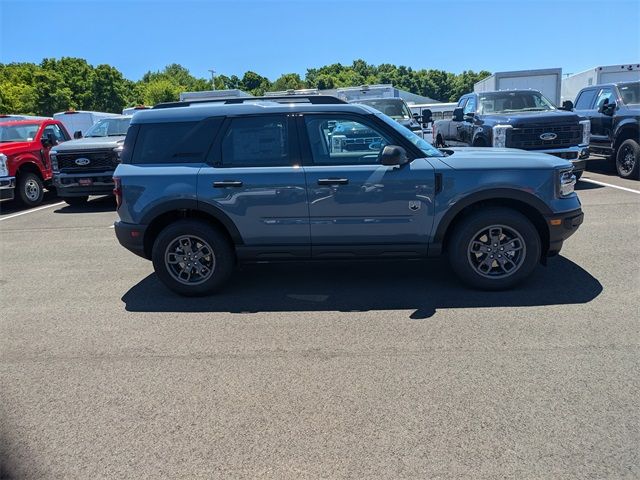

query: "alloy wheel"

left=467, top=225, right=526, bottom=279
left=164, top=235, right=216, bottom=286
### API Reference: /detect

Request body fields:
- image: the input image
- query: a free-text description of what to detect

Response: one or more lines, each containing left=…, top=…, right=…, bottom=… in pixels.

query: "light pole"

left=208, top=69, right=216, bottom=90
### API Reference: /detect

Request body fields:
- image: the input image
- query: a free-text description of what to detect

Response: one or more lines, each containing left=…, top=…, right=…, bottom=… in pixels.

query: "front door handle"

left=213, top=181, right=243, bottom=188
left=317, top=178, right=349, bottom=185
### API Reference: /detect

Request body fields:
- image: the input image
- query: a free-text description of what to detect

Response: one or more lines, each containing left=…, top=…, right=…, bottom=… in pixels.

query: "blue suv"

left=113, top=95, right=584, bottom=296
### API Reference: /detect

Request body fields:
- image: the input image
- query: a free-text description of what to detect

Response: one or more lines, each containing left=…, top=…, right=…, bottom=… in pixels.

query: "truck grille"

left=507, top=124, right=582, bottom=150
left=57, top=150, right=119, bottom=172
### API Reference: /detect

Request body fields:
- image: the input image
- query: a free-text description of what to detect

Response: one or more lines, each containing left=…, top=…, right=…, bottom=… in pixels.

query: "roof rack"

left=153, top=95, right=347, bottom=109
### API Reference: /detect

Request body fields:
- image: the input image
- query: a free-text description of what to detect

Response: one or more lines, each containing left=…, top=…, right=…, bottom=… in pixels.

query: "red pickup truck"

left=0, top=118, right=71, bottom=206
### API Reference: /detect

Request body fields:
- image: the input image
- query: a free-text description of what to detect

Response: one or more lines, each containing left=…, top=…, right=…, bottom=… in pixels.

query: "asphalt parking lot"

left=1, top=163, right=639, bottom=479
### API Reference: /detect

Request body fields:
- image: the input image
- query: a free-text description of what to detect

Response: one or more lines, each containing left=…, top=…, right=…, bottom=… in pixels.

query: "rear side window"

left=575, top=89, right=597, bottom=109
left=131, top=119, right=222, bottom=164
left=218, top=116, right=289, bottom=167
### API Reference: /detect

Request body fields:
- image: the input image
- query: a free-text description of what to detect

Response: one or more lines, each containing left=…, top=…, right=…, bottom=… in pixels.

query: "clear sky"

left=1, top=0, right=639, bottom=81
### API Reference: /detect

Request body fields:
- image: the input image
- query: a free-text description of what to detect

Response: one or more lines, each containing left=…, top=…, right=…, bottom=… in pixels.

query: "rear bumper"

left=114, top=221, right=148, bottom=259
left=546, top=207, right=584, bottom=256
left=54, top=171, right=115, bottom=197
left=0, top=176, right=15, bottom=202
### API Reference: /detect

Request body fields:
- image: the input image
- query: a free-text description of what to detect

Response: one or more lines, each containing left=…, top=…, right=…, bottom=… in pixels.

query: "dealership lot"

left=1, top=166, right=639, bottom=478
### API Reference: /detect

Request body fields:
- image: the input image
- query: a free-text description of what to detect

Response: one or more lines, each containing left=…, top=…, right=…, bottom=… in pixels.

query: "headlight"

left=113, top=144, right=124, bottom=162
left=492, top=125, right=513, bottom=148
left=558, top=168, right=576, bottom=197
left=50, top=152, right=59, bottom=172
left=579, top=119, right=591, bottom=145
left=0, top=153, right=8, bottom=177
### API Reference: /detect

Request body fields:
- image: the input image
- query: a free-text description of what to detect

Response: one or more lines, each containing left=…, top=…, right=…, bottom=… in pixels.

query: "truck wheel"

left=64, top=196, right=89, bottom=207
left=17, top=172, right=44, bottom=207
left=151, top=219, right=235, bottom=296
left=448, top=208, right=541, bottom=290
left=616, top=139, right=640, bottom=179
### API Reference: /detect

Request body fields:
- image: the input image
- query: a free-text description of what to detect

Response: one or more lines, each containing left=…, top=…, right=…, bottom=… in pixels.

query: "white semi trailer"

left=561, top=64, right=640, bottom=103
left=474, top=68, right=563, bottom=106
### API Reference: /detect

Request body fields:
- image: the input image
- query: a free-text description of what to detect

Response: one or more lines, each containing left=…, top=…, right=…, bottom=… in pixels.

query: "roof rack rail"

left=153, top=95, right=347, bottom=109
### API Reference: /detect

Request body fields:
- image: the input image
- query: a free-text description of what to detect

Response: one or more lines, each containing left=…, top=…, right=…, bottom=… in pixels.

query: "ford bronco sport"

left=113, top=95, right=584, bottom=296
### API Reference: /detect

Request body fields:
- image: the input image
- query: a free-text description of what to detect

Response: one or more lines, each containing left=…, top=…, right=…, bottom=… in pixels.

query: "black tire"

left=16, top=172, right=44, bottom=207
left=448, top=208, right=541, bottom=290
left=64, top=196, right=89, bottom=207
left=151, top=219, right=235, bottom=296
left=615, top=139, right=640, bottom=179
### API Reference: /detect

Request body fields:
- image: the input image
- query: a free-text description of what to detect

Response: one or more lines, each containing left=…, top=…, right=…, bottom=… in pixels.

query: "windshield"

left=478, top=91, right=556, bottom=114
left=85, top=118, right=131, bottom=137
left=375, top=113, right=443, bottom=158
left=0, top=123, right=40, bottom=142
left=356, top=99, right=413, bottom=121
left=618, top=82, right=640, bottom=104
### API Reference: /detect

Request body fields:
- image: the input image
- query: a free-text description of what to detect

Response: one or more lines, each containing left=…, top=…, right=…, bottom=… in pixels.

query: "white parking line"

left=581, top=178, right=640, bottom=195
left=0, top=202, right=65, bottom=222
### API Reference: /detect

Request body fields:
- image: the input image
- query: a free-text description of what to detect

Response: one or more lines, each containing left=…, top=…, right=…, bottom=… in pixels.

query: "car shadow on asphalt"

left=121, top=256, right=602, bottom=319
left=53, top=195, right=116, bottom=214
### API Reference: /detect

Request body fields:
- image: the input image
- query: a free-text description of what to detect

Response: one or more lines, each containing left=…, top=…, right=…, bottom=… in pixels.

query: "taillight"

left=113, top=177, right=122, bottom=209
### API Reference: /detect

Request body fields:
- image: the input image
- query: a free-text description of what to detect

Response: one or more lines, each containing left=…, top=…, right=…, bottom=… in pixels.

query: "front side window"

left=220, top=116, right=289, bottom=167
left=595, top=88, right=616, bottom=109
left=463, top=96, right=477, bottom=114
left=478, top=91, right=555, bottom=114
left=575, top=89, right=598, bottom=110
left=85, top=118, right=131, bottom=138
left=305, top=116, right=392, bottom=165
left=43, top=124, right=68, bottom=142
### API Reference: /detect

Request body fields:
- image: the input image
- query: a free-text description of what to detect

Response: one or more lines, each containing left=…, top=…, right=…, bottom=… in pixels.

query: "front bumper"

left=54, top=171, right=115, bottom=197
left=538, top=145, right=590, bottom=171
left=114, top=221, right=149, bottom=259
left=545, top=207, right=584, bottom=256
left=0, top=176, right=16, bottom=202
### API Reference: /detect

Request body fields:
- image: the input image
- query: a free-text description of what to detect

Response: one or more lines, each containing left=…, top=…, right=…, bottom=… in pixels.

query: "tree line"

left=0, top=58, right=490, bottom=116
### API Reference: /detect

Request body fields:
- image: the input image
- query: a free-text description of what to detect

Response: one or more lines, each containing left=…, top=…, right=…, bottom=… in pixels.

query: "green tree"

left=91, top=64, right=128, bottom=113
left=33, top=70, right=73, bottom=116
left=142, top=79, right=181, bottom=105
left=270, top=73, right=304, bottom=92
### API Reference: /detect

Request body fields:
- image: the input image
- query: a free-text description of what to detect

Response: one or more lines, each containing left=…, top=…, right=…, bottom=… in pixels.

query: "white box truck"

left=561, top=64, right=640, bottom=103
left=474, top=68, right=563, bottom=106
left=335, top=84, right=397, bottom=101
left=53, top=110, right=119, bottom=138
left=179, top=89, right=252, bottom=102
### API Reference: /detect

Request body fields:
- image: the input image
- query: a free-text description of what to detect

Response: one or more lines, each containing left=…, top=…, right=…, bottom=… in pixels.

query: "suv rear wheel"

left=152, top=219, right=235, bottom=296
left=17, top=172, right=44, bottom=207
left=616, top=139, right=640, bottom=179
left=448, top=208, right=541, bottom=290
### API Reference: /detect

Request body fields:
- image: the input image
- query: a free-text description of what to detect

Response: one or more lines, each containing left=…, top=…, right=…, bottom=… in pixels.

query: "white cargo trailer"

left=474, top=68, right=563, bottom=106
left=53, top=110, right=119, bottom=138
left=335, top=84, right=398, bottom=101
left=561, top=64, right=640, bottom=103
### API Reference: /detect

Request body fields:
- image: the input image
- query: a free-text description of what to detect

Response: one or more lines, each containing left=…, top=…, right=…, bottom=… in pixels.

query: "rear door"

left=300, top=113, right=435, bottom=257
left=197, top=114, right=310, bottom=253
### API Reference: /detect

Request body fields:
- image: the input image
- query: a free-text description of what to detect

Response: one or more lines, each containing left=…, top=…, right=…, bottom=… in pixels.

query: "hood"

left=0, top=140, right=38, bottom=156
left=440, top=147, right=573, bottom=170
left=52, top=135, right=125, bottom=152
left=481, top=109, right=582, bottom=127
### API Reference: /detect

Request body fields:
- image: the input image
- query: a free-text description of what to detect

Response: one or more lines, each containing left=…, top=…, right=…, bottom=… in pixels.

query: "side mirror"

left=41, top=133, right=56, bottom=148
left=421, top=109, right=433, bottom=124
left=412, top=112, right=420, bottom=120
left=598, top=102, right=616, bottom=115
left=464, top=112, right=475, bottom=122
left=379, top=145, right=409, bottom=166
left=74, top=130, right=83, bottom=139
left=561, top=100, right=574, bottom=111
left=452, top=107, right=464, bottom=122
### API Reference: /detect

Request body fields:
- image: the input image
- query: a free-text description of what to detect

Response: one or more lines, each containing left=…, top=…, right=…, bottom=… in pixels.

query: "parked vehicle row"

left=113, top=95, right=583, bottom=296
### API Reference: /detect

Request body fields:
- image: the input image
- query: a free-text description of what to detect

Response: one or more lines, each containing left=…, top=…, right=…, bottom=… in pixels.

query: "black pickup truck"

left=572, top=81, right=640, bottom=179
left=433, top=90, right=591, bottom=178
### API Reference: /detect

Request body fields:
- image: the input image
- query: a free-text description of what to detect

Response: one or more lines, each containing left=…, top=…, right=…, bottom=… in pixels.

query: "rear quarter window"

left=130, top=118, right=223, bottom=164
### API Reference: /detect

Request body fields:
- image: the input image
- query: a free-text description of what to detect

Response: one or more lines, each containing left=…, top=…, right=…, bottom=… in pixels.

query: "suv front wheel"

left=448, top=208, right=541, bottom=290
left=152, top=219, right=235, bottom=296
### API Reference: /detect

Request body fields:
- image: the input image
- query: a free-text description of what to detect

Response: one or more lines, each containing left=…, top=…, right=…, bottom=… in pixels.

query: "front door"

left=591, top=87, right=617, bottom=150
left=299, top=114, right=435, bottom=257
left=197, top=115, right=310, bottom=252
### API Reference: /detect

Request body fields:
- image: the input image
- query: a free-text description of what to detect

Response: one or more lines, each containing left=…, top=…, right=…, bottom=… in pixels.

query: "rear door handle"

left=317, top=178, right=349, bottom=185
left=213, top=181, right=243, bottom=188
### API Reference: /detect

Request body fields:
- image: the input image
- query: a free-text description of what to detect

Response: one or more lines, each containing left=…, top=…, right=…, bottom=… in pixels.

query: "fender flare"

left=430, top=188, right=552, bottom=255
left=140, top=199, right=243, bottom=244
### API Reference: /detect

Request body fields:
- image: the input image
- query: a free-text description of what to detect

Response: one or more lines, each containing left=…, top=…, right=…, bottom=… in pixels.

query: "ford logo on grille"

left=74, top=157, right=90, bottom=166
left=540, top=132, right=557, bottom=141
